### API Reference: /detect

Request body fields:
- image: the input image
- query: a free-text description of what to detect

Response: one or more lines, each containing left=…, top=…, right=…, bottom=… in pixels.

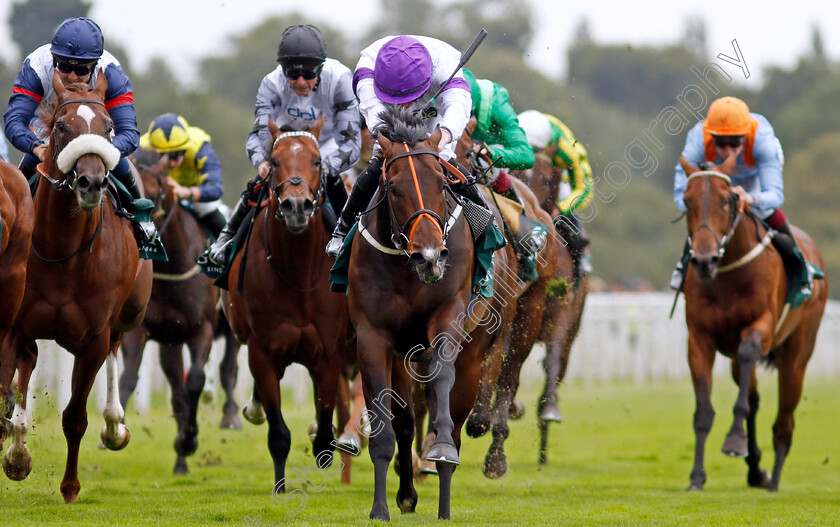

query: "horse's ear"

left=309, top=116, right=324, bottom=140
left=52, top=71, right=66, bottom=100
left=93, top=70, right=107, bottom=100
left=377, top=132, right=393, bottom=156
left=679, top=155, right=697, bottom=176
left=719, top=152, right=737, bottom=175
left=268, top=118, right=280, bottom=141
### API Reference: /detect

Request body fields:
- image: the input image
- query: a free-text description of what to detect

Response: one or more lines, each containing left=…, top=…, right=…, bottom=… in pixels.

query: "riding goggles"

left=55, top=59, right=96, bottom=76
left=167, top=150, right=186, bottom=160
left=283, top=67, right=319, bottom=80
left=712, top=135, right=745, bottom=149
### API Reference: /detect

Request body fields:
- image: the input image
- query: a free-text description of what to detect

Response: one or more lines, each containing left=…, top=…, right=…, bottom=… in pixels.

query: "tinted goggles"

left=284, top=68, right=319, bottom=80
left=55, top=60, right=96, bottom=76
left=712, top=135, right=745, bottom=149
left=167, top=150, right=186, bottom=160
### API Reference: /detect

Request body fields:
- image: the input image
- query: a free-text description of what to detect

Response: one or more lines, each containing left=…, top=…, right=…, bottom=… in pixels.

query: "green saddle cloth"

left=329, top=221, right=507, bottom=298
left=109, top=177, right=167, bottom=262
left=786, top=245, right=824, bottom=308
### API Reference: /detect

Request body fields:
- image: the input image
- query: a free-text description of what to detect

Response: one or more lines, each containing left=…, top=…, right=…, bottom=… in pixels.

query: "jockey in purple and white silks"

left=325, top=35, right=476, bottom=257
left=205, top=24, right=361, bottom=269
left=3, top=17, right=155, bottom=244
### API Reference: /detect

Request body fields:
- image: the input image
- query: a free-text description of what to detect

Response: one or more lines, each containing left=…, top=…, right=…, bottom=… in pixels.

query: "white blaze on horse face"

left=75, top=104, right=97, bottom=132
left=289, top=143, right=303, bottom=155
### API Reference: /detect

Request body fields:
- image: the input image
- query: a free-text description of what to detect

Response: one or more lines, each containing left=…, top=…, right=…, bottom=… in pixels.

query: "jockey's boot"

left=772, top=219, right=813, bottom=303
left=670, top=238, right=691, bottom=291
left=326, top=157, right=382, bottom=258
left=207, top=198, right=250, bottom=266
left=19, top=155, right=39, bottom=197
left=114, top=162, right=158, bottom=245
left=556, top=213, right=590, bottom=278
left=198, top=209, right=228, bottom=240
left=325, top=174, right=348, bottom=214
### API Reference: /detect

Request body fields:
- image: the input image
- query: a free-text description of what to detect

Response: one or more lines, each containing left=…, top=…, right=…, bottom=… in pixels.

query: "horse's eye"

left=55, top=121, right=68, bottom=133
left=104, top=121, right=114, bottom=134
left=313, top=158, right=321, bottom=167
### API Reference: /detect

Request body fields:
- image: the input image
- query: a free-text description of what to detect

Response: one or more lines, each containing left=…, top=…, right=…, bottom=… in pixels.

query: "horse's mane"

left=35, top=82, right=97, bottom=138
left=376, top=106, right=427, bottom=147
left=280, top=122, right=311, bottom=132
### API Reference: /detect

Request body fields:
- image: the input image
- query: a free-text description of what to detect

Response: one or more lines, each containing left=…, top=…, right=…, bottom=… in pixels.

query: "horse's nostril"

left=279, top=199, right=294, bottom=215
left=710, top=255, right=720, bottom=265
left=410, top=252, right=427, bottom=267
left=77, top=176, right=90, bottom=190
left=302, top=199, right=315, bottom=215
left=690, top=257, right=699, bottom=267
left=439, top=248, right=449, bottom=262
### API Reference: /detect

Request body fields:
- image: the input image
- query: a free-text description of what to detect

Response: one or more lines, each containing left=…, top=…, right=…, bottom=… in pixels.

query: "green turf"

left=2, top=372, right=838, bottom=526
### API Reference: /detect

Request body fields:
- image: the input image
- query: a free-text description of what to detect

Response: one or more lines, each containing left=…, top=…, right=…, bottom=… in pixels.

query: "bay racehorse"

left=454, top=120, right=582, bottom=477
left=347, top=106, right=513, bottom=520
left=679, top=155, right=827, bottom=491
left=513, top=144, right=588, bottom=465
left=0, top=155, right=35, bottom=441
left=118, top=155, right=241, bottom=475
left=222, top=119, right=353, bottom=493
left=0, top=73, right=153, bottom=502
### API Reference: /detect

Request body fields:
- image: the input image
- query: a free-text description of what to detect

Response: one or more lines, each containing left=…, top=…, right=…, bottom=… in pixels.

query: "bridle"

left=32, top=97, right=109, bottom=263
left=377, top=143, right=464, bottom=255
left=267, top=131, right=325, bottom=218
left=685, top=170, right=741, bottom=263
left=40, top=98, right=110, bottom=192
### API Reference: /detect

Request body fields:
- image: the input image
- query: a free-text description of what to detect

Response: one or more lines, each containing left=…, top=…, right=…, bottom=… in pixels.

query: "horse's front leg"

left=357, top=324, right=396, bottom=521
left=100, top=334, right=130, bottom=451
left=179, top=321, right=215, bottom=467
left=2, top=341, right=37, bottom=481
left=391, top=359, right=417, bottom=514
left=308, top=351, right=339, bottom=469
left=722, top=330, right=766, bottom=458
left=159, top=343, right=191, bottom=474
left=118, top=326, right=147, bottom=418
left=60, top=332, right=110, bottom=503
left=687, top=331, right=716, bottom=491
left=248, top=343, right=290, bottom=492
left=218, top=321, right=243, bottom=430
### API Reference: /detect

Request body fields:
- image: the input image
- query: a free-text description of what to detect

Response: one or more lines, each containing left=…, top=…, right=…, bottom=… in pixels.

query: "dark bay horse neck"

left=0, top=73, right=152, bottom=502
left=515, top=150, right=560, bottom=213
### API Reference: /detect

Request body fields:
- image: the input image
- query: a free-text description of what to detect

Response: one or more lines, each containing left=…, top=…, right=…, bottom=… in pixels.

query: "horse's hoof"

left=174, top=456, right=189, bottom=475
left=242, top=403, right=266, bottom=425
left=426, top=442, right=459, bottom=465
left=370, top=503, right=390, bottom=521
left=3, top=451, right=33, bottom=481
left=100, top=424, right=130, bottom=451
left=748, top=469, right=771, bottom=489
left=508, top=399, right=526, bottom=420
left=397, top=490, right=418, bottom=513
left=721, top=432, right=748, bottom=458
left=465, top=413, right=490, bottom=438
left=483, top=450, right=508, bottom=479
left=539, top=404, right=563, bottom=423
left=219, top=412, right=243, bottom=430
left=686, top=484, right=704, bottom=491
left=419, top=458, right=438, bottom=475
left=174, top=433, right=198, bottom=457
left=335, top=432, right=361, bottom=456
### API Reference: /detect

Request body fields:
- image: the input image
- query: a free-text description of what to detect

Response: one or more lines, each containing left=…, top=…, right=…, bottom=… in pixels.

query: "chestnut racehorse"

left=0, top=155, right=35, bottom=438
left=514, top=145, right=589, bottom=465
left=347, top=107, right=513, bottom=520
left=0, top=73, right=153, bottom=502
left=118, top=157, right=241, bottom=475
left=679, top=155, right=827, bottom=491
left=222, top=119, right=352, bottom=493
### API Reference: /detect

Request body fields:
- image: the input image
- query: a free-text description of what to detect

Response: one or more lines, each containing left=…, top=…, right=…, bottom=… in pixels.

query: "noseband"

left=685, top=170, right=741, bottom=261
left=268, top=131, right=325, bottom=217
left=41, top=98, right=110, bottom=192
left=383, top=143, right=466, bottom=254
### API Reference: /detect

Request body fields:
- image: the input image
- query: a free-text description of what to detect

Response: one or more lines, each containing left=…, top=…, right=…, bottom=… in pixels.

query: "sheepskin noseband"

left=56, top=134, right=121, bottom=174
